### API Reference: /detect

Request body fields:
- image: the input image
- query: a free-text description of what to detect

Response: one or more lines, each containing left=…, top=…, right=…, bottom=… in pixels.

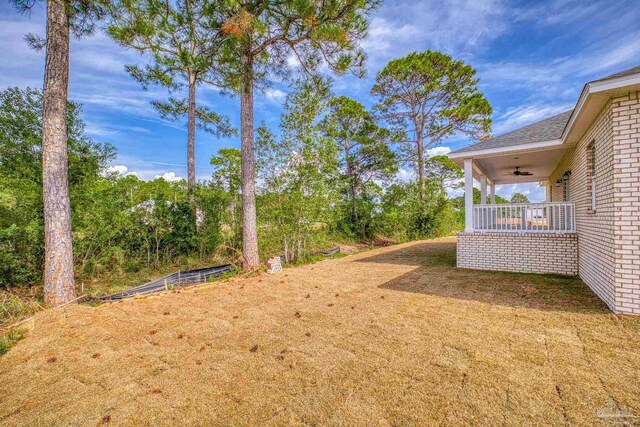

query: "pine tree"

left=372, top=51, right=492, bottom=199
left=11, top=0, right=105, bottom=306
left=217, top=0, right=378, bottom=268
left=320, top=96, right=397, bottom=230
left=107, top=0, right=235, bottom=214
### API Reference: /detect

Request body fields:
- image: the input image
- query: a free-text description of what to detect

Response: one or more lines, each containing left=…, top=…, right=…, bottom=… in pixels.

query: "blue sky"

left=1, top=0, right=639, bottom=201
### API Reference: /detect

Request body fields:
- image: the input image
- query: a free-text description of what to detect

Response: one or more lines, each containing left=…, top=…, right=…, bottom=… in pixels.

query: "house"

left=449, top=65, right=640, bottom=315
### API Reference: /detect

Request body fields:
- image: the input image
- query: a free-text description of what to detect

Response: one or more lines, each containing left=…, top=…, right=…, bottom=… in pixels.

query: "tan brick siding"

left=457, top=232, right=578, bottom=276
left=547, top=91, right=640, bottom=314
left=612, top=91, right=640, bottom=315
left=549, top=100, right=616, bottom=310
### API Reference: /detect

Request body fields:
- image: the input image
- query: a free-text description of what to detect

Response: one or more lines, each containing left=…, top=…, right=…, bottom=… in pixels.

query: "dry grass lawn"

left=1, top=237, right=639, bottom=426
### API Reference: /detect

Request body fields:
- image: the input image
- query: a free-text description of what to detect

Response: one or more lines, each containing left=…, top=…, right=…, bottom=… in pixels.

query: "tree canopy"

left=371, top=51, right=492, bottom=196
left=510, top=192, right=530, bottom=203
left=107, top=0, right=235, bottom=212
left=320, top=96, right=397, bottom=232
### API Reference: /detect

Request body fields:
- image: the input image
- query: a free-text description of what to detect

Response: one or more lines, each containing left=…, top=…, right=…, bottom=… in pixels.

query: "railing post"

left=464, top=159, right=474, bottom=232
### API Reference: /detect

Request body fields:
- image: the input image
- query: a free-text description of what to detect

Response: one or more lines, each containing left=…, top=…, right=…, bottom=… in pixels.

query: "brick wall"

left=612, top=91, right=640, bottom=315
left=547, top=91, right=640, bottom=314
left=457, top=232, right=578, bottom=276
left=549, top=100, right=617, bottom=310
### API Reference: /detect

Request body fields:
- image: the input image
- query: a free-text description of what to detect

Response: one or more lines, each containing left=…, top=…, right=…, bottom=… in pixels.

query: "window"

left=587, top=140, right=596, bottom=212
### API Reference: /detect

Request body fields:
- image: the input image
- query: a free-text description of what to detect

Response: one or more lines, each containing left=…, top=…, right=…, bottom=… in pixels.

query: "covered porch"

left=450, top=139, right=575, bottom=234
left=449, top=136, right=579, bottom=276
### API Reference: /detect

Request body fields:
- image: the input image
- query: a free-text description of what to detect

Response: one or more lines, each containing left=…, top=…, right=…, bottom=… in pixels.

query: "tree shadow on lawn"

left=354, top=241, right=609, bottom=314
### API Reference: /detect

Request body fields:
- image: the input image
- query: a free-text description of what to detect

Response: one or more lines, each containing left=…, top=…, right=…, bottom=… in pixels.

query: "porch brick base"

left=457, top=232, right=578, bottom=276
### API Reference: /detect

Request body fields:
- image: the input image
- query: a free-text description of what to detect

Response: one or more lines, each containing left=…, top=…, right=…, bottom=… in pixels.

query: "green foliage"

left=256, top=79, right=340, bottom=262
left=378, top=180, right=457, bottom=240
left=216, top=0, right=379, bottom=92
left=372, top=51, right=492, bottom=184
left=0, top=87, right=214, bottom=285
left=510, top=192, right=530, bottom=203
left=0, top=48, right=493, bottom=290
left=426, top=155, right=463, bottom=190
left=0, top=327, right=26, bottom=356
left=107, top=0, right=236, bottom=181
left=372, top=50, right=492, bottom=143
left=12, top=0, right=107, bottom=43
left=320, top=95, right=397, bottom=237
left=451, top=187, right=510, bottom=208
left=0, top=87, right=114, bottom=286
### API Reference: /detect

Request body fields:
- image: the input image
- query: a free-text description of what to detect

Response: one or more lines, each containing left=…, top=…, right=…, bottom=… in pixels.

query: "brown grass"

left=0, top=237, right=638, bottom=426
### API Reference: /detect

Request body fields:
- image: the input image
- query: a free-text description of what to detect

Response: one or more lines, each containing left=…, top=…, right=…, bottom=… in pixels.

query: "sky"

left=1, top=0, right=639, bottom=202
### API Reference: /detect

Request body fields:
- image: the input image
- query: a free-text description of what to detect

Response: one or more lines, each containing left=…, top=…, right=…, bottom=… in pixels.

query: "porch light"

left=554, top=180, right=561, bottom=187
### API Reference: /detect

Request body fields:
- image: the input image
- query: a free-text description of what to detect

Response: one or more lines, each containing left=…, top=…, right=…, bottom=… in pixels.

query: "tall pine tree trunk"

left=344, top=145, right=358, bottom=223
left=42, top=0, right=75, bottom=306
left=415, top=126, right=425, bottom=199
left=187, top=72, right=197, bottom=215
left=240, top=59, right=259, bottom=269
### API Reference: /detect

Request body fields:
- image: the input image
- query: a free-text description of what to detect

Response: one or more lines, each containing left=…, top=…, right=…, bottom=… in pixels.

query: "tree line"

left=7, top=0, right=492, bottom=306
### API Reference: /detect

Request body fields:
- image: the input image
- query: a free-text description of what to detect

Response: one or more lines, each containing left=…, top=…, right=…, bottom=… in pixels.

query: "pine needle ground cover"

left=1, top=238, right=638, bottom=426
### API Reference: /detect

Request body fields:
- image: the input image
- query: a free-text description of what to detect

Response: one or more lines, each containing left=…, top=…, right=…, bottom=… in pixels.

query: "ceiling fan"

left=511, top=166, right=533, bottom=176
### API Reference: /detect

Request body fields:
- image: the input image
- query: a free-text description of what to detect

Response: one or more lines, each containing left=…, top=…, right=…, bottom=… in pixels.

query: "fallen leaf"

left=250, top=344, right=259, bottom=353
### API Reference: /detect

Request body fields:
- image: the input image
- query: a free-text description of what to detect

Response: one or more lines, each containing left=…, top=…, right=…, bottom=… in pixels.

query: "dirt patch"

left=0, top=237, right=638, bottom=426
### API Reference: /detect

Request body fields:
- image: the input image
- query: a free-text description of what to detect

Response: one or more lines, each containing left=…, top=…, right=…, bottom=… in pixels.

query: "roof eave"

left=450, top=68, right=640, bottom=159
left=448, top=139, right=563, bottom=163
left=562, top=72, right=640, bottom=143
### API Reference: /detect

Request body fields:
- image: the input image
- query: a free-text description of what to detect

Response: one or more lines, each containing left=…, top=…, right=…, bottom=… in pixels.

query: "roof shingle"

left=591, top=65, right=640, bottom=83
left=451, top=110, right=573, bottom=154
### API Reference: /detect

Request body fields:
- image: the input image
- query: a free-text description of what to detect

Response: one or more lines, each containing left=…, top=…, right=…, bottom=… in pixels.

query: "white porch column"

left=545, top=184, right=551, bottom=202
left=490, top=183, right=496, bottom=204
left=464, top=159, right=474, bottom=232
left=480, top=175, right=487, bottom=204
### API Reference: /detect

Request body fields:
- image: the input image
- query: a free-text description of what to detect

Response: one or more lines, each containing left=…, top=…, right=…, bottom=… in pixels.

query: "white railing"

left=472, top=202, right=575, bottom=233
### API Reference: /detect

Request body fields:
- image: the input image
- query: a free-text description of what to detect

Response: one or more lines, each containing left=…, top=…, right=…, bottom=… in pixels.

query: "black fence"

left=100, top=264, right=234, bottom=301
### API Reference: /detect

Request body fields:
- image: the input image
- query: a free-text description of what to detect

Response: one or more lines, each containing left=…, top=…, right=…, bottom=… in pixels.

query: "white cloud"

left=265, top=88, right=287, bottom=103
left=85, top=123, right=119, bottom=137
left=426, top=146, right=452, bottom=157
left=396, top=167, right=414, bottom=183
left=362, top=0, right=509, bottom=68
left=479, top=30, right=640, bottom=96
left=155, top=172, right=185, bottom=182
left=108, top=165, right=129, bottom=174
left=104, top=164, right=138, bottom=177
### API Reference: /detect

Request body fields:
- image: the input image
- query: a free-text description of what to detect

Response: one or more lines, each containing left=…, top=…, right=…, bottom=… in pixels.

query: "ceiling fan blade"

left=520, top=171, right=533, bottom=176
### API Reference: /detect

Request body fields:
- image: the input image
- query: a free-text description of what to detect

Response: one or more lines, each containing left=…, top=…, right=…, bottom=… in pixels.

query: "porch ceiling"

left=452, top=144, right=567, bottom=185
